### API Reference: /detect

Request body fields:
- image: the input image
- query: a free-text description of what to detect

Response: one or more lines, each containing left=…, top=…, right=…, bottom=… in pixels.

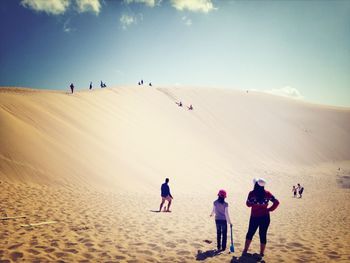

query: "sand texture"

left=0, top=87, right=350, bottom=262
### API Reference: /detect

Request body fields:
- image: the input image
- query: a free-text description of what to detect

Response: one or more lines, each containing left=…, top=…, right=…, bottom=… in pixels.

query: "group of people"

left=176, top=101, right=193, bottom=110
left=138, top=79, right=152, bottom=86
left=158, top=178, right=280, bottom=259
left=292, top=183, right=304, bottom=198
left=69, top=81, right=107, bottom=94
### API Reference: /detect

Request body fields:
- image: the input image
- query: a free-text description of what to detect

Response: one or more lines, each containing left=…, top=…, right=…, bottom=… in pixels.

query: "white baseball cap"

left=253, top=178, right=266, bottom=187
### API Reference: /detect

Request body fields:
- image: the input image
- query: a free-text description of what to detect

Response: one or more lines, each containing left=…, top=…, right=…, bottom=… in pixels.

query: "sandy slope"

left=0, top=86, right=349, bottom=262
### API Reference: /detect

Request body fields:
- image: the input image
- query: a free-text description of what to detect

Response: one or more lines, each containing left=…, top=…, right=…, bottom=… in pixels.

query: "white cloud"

left=20, top=0, right=101, bottom=15
left=21, top=0, right=70, bottom=15
left=124, top=0, right=161, bottom=7
left=120, top=14, right=139, bottom=30
left=171, top=0, right=215, bottom=13
left=265, top=86, right=304, bottom=100
left=181, top=16, right=192, bottom=26
left=75, top=0, right=101, bottom=14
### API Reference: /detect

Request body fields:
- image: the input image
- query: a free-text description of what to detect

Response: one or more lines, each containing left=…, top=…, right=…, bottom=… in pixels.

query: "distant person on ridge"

left=176, top=101, right=183, bottom=107
left=141, top=80, right=144, bottom=85
left=70, top=83, right=74, bottom=94
left=210, top=189, right=232, bottom=251
left=159, top=178, right=173, bottom=212
left=188, top=104, right=193, bottom=110
left=243, top=178, right=279, bottom=259
left=89, top=81, right=92, bottom=90
left=149, top=82, right=152, bottom=86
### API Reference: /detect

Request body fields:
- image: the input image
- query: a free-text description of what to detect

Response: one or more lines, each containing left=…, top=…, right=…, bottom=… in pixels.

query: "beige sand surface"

left=0, top=87, right=349, bottom=262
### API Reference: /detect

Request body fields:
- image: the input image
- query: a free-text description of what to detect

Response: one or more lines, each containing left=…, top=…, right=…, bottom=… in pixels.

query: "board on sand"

left=0, top=216, right=26, bottom=220
left=21, top=221, right=57, bottom=227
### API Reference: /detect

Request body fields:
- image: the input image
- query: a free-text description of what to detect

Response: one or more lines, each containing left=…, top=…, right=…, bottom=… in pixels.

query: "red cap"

left=218, top=189, right=227, bottom=198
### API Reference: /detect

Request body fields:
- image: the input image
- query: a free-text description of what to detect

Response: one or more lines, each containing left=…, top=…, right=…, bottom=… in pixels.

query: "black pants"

left=215, top=219, right=227, bottom=250
left=246, top=215, right=270, bottom=244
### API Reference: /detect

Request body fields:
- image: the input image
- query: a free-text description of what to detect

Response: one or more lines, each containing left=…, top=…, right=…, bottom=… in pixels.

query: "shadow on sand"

left=231, top=253, right=266, bottom=263
left=150, top=210, right=160, bottom=213
left=196, top=249, right=222, bottom=261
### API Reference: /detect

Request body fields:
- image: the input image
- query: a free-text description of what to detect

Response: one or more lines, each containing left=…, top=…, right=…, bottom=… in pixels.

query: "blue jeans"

left=215, top=219, right=227, bottom=250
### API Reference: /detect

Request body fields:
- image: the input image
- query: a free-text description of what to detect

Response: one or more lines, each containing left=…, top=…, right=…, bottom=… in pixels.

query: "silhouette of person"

left=210, top=189, right=232, bottom=251
left=141, top=80, right=144, bottom=85
left=297, top=183, right=304, bottom=198
left=149, top=82, right=152, bottom=86
left=89, top=81, right=92, bottom=90
left=292, top=186, right=297, bottom=198
left=159, top=178, right=173, bottom=212
left=243, top=178, right=279, bottom=259
left=138, top=82, right=141, bottom=85
left=188, top=104, right=193, bottom=110
left=70, top=83, right=74, bottom=94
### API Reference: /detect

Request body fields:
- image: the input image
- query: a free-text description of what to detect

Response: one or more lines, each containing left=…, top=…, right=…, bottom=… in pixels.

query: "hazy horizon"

left=0, top=0, right=349, bottom=107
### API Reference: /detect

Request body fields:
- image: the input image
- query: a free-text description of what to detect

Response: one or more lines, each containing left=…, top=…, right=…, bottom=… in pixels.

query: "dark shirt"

left=161, top=183, right=172, bottom=198
left=246, top=190, right=279, bottom=217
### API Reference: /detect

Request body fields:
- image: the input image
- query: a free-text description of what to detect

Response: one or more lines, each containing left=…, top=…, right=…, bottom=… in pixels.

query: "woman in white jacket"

left=210, top=189, right=232, bottom=251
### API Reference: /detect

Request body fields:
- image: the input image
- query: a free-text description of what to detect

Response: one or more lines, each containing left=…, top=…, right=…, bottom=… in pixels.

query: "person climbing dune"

left=159, top=178, right=173, bottom=212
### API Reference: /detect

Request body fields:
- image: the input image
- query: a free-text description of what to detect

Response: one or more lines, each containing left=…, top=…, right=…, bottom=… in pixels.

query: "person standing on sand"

left=159, top=178, right=173, bottom=212
left=210, top=189, right=232, bottom=251
left=297, top=183, right=304, bottom=198
left=292, top=185, right=297, bottom=198
left=243, top=178, right=279, bottom=259
left=70, top=83, right=74, bottom=94
left=89, top=81, right=92, bottom=90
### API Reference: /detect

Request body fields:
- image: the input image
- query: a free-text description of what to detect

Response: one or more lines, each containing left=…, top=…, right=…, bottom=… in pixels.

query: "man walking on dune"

left=159, top=178, right=173, bottom=212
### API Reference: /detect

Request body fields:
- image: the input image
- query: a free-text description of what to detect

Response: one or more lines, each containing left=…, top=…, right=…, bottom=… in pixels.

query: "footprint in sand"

left=286, top=242, right=304, bottom=248
left=176, top=250, right=190, bottom=255
left=54, top=251, right=68, bottom=258
left=165, top=241, right=176, bottom=248
left=136, top=250, right=153, bottom=256
left=27, top=249, right=41, bottom=255
left=83, top=252, right=94, bottom=259
left=10, top=251, right=24, bottom=261
left=84, top=242, right=94, bottom=247
left=8, top=243, right=23, bottom=250
left=64, top=248, right=79, bottom=254
left=44, top=247, right=55, bottom=253
left=115, top=255, right=126, bottom=260
left=326, top=251, right=340, bottom=259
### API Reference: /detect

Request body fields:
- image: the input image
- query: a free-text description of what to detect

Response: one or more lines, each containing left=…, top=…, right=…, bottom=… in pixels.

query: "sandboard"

left=21, top=221, right=57, bottom=227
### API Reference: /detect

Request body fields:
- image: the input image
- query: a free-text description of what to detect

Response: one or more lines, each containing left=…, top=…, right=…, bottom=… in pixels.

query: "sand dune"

left=0, top=87, right=349, bottom=262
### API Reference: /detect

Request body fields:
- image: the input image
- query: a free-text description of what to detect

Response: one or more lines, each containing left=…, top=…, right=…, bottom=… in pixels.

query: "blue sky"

left=0, top=0, right=349, bottom=106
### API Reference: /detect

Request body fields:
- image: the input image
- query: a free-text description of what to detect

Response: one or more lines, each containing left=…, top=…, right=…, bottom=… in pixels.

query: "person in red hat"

left=210, top=189, right=232, bottom=251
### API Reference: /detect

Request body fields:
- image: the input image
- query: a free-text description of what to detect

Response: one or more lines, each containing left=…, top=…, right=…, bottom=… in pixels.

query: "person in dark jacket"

left=159, top=178, right=173, bottom=212
left=70, top=83, right=74, bottom=94
left=243, top=178, right=279, bottom=258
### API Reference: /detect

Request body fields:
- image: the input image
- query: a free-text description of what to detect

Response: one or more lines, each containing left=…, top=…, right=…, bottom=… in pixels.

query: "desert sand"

left=0, top=86, right=349, bottom=263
